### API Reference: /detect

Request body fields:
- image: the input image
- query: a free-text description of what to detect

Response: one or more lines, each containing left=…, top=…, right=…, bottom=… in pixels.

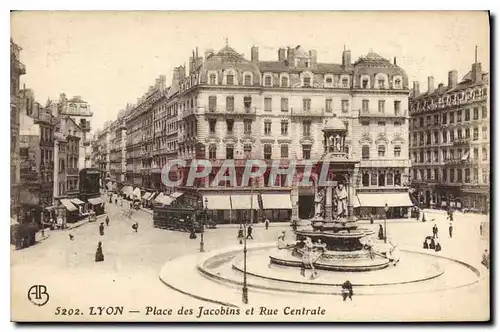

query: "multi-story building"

left=53, top=93, right=93, bottom=169
left=409, top=56, right=489, bottom=212
left=125, top=76, right=166, bottom=190
left=18, top=109, right=55, bottom=223
left=11, top=39, right=26, bottom=221
left=96, top=121, right=112, bottom=183
left=96, top=43, right=412, bottom=222
left=110, top=111, right=127, bottom=186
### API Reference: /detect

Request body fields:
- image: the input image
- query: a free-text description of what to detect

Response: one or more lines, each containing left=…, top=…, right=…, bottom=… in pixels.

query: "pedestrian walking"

left=378, top=224, right=384, bottom=240
left=341, top=280, right=353, bottom=301
left=99, top=222, right=105, bottom=236
left=115, top=197, right=118, bottom=205
left=95, top=241, right=104, bottom=262
left=449, top=221, right=453, bottom=238
left=482, top=249, right=490, bottom=269
left=432, top=224, right=438, bottom=239
left=105, top=216, right=110, bottom=226
left=237, top=225, right=244, bottom=244
left=265, top=218, right=270, bottom=230
left=189, top=227, right=197, bottom=239
left=370, top=214, right=374, bottom=224
left=132, top=222, right=139, bottom=233
left=421, top=212, right=426, bottom=222
left=246, top=224, right=254, bottom=240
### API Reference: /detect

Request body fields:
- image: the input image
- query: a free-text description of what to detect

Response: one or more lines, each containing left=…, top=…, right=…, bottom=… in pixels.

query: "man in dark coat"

left=432, top=224, right=438, bottom=238
left=132, top=222, right=139, bottom=233
left=95, top=241, right=104, bottom=262
left=105, top=216, right=110, bottom=226
left=341, top=280, right=353, bottom=301
left=449, top=221, right=453, bottom=238
left=246, top=224, right=254, bottom=240
left=265, top=218, right=270, bottom=230
left=378, top=225, right=384, bottom=240
left=99, top=222, right=104, bottom=236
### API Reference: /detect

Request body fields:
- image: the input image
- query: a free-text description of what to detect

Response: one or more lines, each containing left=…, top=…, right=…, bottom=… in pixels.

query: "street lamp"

left=384, top=203, right=389, bottom=243
left=199, top=197, right=207, bottom=253
left=242, top=178, right=254, bottom=304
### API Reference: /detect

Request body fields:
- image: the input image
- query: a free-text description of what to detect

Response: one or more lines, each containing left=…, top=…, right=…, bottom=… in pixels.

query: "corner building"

left=409, top=57, right=489, bottom=212
left=167, top=44, right=412, bottom=222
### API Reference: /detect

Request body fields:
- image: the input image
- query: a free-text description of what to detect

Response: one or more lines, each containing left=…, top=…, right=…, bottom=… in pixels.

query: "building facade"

left=11, top=39, right=26, bottom=221
left=409, top=57, right=489, bottom=212
left=95, top=44, right=412, bottom=221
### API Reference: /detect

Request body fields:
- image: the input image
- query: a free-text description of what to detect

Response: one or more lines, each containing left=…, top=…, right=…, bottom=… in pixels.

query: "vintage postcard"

left=10, top=11, right=490, bottom=322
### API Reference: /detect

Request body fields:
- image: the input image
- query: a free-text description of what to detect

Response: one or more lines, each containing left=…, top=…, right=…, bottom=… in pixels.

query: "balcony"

left=359, top=159, right=411, bottom=168
left=14, top=59, right=26, bottom=74
left=141, top=152, right=153, bottom=160
left=40, top=139, right=55, bottom=147
left=444, top=158, right=471, bottom=165
left=66, top=168, right=79, bottom=176
left=290, top=108, right=325, bottom=118
left=358, top=109, right=408, bottom=119
left=452, top=138, right=471, bottom=146
left=202, top=106, right=258, bottom=117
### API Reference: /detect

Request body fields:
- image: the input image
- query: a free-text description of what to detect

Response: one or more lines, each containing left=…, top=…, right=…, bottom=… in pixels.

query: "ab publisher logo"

left=28, top=285, right=49, bottom=306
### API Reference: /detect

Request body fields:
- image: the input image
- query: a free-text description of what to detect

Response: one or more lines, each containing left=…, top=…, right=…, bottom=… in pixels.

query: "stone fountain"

left=270, top=117, right=391, bottom=272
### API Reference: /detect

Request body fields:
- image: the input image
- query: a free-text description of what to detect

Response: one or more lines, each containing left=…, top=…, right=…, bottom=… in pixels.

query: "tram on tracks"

left=153, top=206, right=204, bottom=233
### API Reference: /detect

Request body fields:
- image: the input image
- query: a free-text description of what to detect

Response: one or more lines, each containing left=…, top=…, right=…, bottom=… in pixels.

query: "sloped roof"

left=323, top=117, right=346, bottom=131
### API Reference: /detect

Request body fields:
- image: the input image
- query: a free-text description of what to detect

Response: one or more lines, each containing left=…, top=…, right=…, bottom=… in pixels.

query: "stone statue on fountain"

left=313, top=187, right=325, bottom=220
left=334, top=183, right=348, bottom=220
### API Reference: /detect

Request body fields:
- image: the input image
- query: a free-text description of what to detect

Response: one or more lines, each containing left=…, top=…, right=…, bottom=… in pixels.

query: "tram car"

left=153, top=206, right=204, bottom=233
left=79, top=168, right=101, bottom=200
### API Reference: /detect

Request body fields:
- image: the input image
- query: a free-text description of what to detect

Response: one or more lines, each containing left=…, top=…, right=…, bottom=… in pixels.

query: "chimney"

left=278, top=48, right=286, bottom=62
left=448, top=70, right=458, bottom=89
left=309, top=50, right=317, bottom=68
left=427, top=76, right=435, bottom=93
left=159, top=75, right=166, bottom=90
left=172, top=67, right=180, bottom=81
left=189, top=51, right=195, bottom=73
left=438, top=83, right=444, bottom=91
left=251, top=46, right=259, bottom=62
left=287, top=47, right=296, bottom=67
left=59, top=93, right=66, bottom=103
left=413, top=81, right=420, bottom=97
left=342, top=49, right=351, bottom=68
left=205, top=49, right=214, bottom=60
left=179, top=65, right=186, bottom=79
left=471, top=62, right=482, bottom=83
left=394, top=57, right=397, bottom=66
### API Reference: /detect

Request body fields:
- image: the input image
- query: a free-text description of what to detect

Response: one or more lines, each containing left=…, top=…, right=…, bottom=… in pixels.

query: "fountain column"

left=347, top=171, right=355, bottom=222
left=324, top=185, right=333, bottom=222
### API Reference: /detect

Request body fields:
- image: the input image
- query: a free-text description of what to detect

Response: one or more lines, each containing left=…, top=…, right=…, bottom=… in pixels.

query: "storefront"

left=87, top=197, right=105, bottom=215
left=59, top=199, right=78, bottom=223
left=356, top=192, right=413, bottom=220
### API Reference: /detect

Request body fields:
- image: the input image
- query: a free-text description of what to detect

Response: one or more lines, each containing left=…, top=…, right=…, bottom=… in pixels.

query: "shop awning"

left=148, top=192, right=158, bottom=201
left=154, top=193, right=165, bottom=202
left=230, top=195, right=260, bottom=210
left=357, top=193, right=414, bottom=207
left=261, top=194, right=292, bottom=209
left=60, top=199, right=78, bottom=212
left=170, top=192, right=184, bottom=199
left=132, top=187, right=141, bottom=200
left=159, top=196, right=174, bottom=206
left=352, top=195, right=361, bottom=208
left=142, top=192, right=151, bottom=200
left=88, top=197, right=105, bottom=205
left=70, top=198, right=85, bottom=205
left=204, top=195, right=231, bottom=210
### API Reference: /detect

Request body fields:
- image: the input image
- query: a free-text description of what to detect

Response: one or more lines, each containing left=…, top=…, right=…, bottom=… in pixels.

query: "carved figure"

left=335, top=183, right=348, bottom=217
left=314, top=188, right=324, bottom=218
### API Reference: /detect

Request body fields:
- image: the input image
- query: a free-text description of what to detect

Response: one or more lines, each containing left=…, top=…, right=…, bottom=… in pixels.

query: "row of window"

left=361, top=146, right=402, bottom=159
left=411, top=126, right=488, bottom=146
left=206, top=144, right=313, bottom=160
left=361, top=171, right=403, bottom=187
left=362, top=100, right=402, bottom=115
left=208, top=118, right=314, bottom=137
left=412, top=106, right=488, bottom=128
left=413, top=87, right=487, bottom=110
left=412, top=167, right=489, bottom=184
left=412, top=147, right=489, bottom=163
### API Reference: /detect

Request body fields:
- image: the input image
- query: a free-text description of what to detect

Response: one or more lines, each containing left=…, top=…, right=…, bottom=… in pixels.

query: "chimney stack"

left=309, top=50, right=317, bottom=68
left=427, top=76, right=435, bottom=93
left=251, top=46, right=259, bottom=62
left=394, top=57, right=397, bottom=66
left=413, top=81, right=420, bottom=97
left=471, top=62, right=482, bottom=83
left=342, top=49, right=351, bottom=68
left=448, top=70, right=458, bottom=89
left=278, top=48, right=286, bottom=62
left=287, top=47, right=296, bottom=67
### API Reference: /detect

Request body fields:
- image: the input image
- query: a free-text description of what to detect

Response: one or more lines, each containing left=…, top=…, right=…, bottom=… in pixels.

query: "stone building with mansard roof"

left=103, top=43, right=412, bottom=222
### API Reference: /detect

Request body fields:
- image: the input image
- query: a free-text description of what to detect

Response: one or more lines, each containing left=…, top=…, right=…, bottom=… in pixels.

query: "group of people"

left=237, top=224, right=254, bottom=244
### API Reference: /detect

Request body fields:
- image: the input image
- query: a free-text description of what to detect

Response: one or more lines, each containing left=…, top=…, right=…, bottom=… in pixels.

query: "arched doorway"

left=297, top=171, right=318, bottom=219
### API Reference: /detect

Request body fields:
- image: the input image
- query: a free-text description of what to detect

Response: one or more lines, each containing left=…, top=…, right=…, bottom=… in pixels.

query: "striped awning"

left=154, top=193, right=165, bottom=202
left=148, top=192, right=158, bottom=201
left=60, top=199, right=77, bottom=212
left=132, top=187, right=141, bottom=200
left=143, top=192, right=151, bottom=200
left=159, top=196, right=174, bottom=206
left=170, top=192, right=184, bottom=199
left=229, top=195, right=259, bottom=210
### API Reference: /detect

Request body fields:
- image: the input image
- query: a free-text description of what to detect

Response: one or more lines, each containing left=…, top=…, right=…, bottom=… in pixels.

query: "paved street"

left=11, top=201, right=490, bottom=321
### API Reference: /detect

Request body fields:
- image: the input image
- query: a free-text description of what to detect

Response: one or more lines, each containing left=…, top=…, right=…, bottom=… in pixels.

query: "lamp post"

left=242, top=178, right=253, bottom=304
left=384, top=203, right=389, bottom=243
left=198, top=197, right=207, bottom=252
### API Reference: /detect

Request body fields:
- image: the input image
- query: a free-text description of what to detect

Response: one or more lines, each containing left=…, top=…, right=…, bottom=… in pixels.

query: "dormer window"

left=326, top=77, right=333, bottom=84
left=378, top=79, right=386, bottom=89
left=264, top=75, right=272, bottom=87
left=362, top=79, right=369, bottom=89
left=394, top=79, right=402, bottom=89
left=342, top=78, right=348, bottom=88
left=209, top=73, right=217, bottom=85
left=226, top=74, right=234, bottom=85
left=281, top=75, right=289, bottom=87
left=303, top=77, right=311, bottom=87
left=324, top=75, right=334, bottom=87
left=244, top=74, right=252, bottom=86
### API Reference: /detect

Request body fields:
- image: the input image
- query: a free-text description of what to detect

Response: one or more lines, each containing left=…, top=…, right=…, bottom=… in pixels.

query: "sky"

left=11, top=11, right=490, bottom=132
